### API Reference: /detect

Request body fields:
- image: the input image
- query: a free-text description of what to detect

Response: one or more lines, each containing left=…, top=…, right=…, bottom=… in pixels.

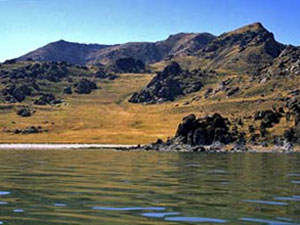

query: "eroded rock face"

left=129, top=62, right=208, bottom=104
left=174, top=113, right=234, bottom=145
left=74, top=78, right=97, bottom=94
left=263, top=45, right=300, bottom=77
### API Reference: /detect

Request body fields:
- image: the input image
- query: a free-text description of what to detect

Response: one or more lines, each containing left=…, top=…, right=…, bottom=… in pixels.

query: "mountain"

left=16, top=23, right=285, bottom=74
left=194, top=22, right=285, bottom=74
left=155, top=32, right=216, bottom=58
left=17, top=33, right=216, bottom=65
left=18, top=40, right=112, bottom=65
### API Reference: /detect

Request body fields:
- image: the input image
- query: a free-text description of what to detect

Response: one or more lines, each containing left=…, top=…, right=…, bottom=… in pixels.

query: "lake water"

left=0, top=150, right=299, bottom=225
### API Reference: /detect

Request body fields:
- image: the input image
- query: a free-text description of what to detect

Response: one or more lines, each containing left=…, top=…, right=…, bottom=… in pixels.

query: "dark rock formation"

left=284, top=118, right=300, bottom=144
left=227, top=87, right=240, bottom=97
left=5, top=62, right=68, bottom=82
left=2, top=84, right=32, bottom=102
left=74, top=78, right=98, bottom=94
left=254, top=109, right=282, bottom=128
left=173, top=113, right=234, bottom=145
left=15, top=126, right=45, bottom=134
left=111, top=57, right=146, bottom=73
left=17, top=108, right=32, bottom=117
left=129, top=62, right=209, bottom=104
left=263, top=45, right=300, bottom=77
left=94, top=68, right=118, bottom=80
left=136, top=113, right=240, bottom=152
left=34, top=93, right=62, bottom=105
left=63, top=87, right=72, bottom=94
left=284, top=101, right=300, bottom=144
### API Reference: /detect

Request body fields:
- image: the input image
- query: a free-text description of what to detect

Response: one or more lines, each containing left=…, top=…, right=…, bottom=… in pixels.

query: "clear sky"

left=0, top=0, right=299, bottom=62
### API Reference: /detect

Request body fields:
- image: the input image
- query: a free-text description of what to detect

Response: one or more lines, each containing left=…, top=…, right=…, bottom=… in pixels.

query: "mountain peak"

left=229, top=22, right=268, bottom=35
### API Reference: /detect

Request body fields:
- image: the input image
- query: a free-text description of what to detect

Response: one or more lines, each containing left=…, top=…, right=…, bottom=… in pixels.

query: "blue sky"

left=0, top=0, right=299, bottom=62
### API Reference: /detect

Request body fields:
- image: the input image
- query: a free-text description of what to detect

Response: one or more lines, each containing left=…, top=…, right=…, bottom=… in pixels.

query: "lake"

left=0, top=150, right=299, bottom=224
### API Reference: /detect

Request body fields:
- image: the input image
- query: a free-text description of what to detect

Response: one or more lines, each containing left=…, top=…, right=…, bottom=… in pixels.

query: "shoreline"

left=0, top=143, right=299, bottom=153
left=0, top=144, right=138, bottom=150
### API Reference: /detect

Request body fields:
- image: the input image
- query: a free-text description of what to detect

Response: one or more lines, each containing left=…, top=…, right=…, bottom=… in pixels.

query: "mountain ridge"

left=17, top=31, right=217, bottom=65
left=16, top=22, right=291, bottom=71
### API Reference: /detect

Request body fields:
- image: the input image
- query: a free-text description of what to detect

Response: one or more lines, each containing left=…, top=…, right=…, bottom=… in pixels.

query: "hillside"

left=1, top=22, right=300, bottom=146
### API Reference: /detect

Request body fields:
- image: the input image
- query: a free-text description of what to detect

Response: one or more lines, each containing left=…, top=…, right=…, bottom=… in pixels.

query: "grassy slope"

left=1, top=68, right=298, bottom=144
left=0, top=73, right=183, bottom=144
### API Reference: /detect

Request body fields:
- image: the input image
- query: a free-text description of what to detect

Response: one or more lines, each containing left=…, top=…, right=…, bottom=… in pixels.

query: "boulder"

left=174, top=113, right=234, bottom=146
left=64, top=87, right=72, bottom=94
left=17, top=108, right=32, bottom=117
left=74, top=78, right=97, bottom=94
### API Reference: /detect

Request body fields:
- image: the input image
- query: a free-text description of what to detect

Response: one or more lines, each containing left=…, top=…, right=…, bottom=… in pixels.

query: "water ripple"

left=141, top=212, right=180, bottom=218
left=242, top=200, right=288, bottom=206
left=240, top=217, right=296, bottom=225
left=287, top=173, right=300, bottom=177
left=165, top=216, right=227, bottom=223
left=53, top=203, right=67, bottom=207
left=92, top=206, right=166, bottom=211
left=13, top=209, right=25, bottom=213
left=274, top=196, right=300, bottom=201
left=291, top=181, right=300, bottom=184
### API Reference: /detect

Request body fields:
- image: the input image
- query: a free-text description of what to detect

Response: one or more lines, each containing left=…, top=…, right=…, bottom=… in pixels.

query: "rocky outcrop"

left=174, top=113, right=234, bottom=145
left=284, top=101, right=300, bottom=144
left=17, top=108, right=32, bottom=117
left=63, top=87, right=72, bottom=94
left=138, top=113, right=241, bottom=152
left=34, top=93, right=62, bottom=105
left=284, top=118, right=300, bottom=145
left=94, top=68, right=118, bottom=80
left=263, top=45, right=300, bottom=77
left=2, top=84, right=32, bottom=102
left=5, top=62, right=68, bottom=82
left=74, top=78, right=98, bottom=94
left=4, top=126, right=46, bottom=134
left=129, top=62, right=210, bottom=104
left=111, top=58, right=146, bottom=73
left=254, top=109, right=282, bottom=128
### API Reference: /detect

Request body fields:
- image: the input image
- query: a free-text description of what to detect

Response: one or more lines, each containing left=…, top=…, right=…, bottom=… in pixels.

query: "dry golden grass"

left=0, top=73, right=186, bottom=144
left=0, top=71, right=297, bottom=144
